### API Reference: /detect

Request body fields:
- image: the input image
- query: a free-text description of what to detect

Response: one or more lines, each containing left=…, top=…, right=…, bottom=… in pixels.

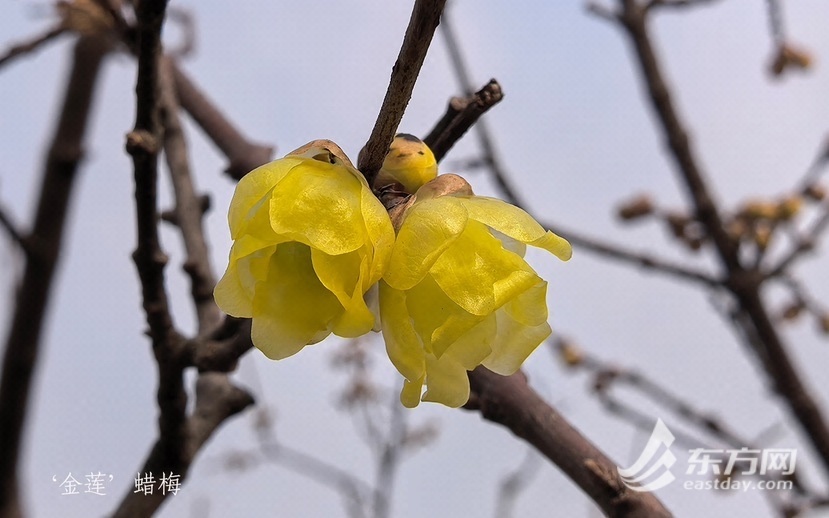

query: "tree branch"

left=466, top=367, right=672, bottom=517
left=159, top=57, right=222, bottom=332
left=358, top=0, right=447, bottom=184
left=0, top=35, right=110, bottom=518
left=613, top=0, right=829, bottom=478
left=423, top=80, right=504, bottom=162
left=0, top=24, right=67, bottom=71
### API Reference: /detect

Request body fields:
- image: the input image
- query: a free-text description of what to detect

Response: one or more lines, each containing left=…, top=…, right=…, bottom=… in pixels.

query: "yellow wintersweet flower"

left=379, top=174, right=572, bottom=408
left=214, top=140, right=395, bottom=360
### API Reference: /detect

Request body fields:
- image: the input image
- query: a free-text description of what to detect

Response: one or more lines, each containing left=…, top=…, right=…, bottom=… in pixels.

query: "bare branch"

left=0, top=24, right=66, bottom=71
left=189, top=319, right=253, bottom=373
left=645, top=0, right=723, bottom=11
left=0, top=204, right=27, bottom=252
left=553, top=222, right=721, bottom=287
left=466, top=367, right=672, bottom=517
left=433, top=6, right=721, bottom=290
left=0, top=35, right=111, bottom=518
left=612, top=0, right=829, bottom=479
left=159, top=57, right=221, bottom=332
left=170, top=62, right=274, bottom=180
left=494, top=450, right=542, bottom=518
left=767, top=199, right=829, bottom=278
left=424, top=80, right=504, bottom=162
left=358, top=0, right=448, bottom=183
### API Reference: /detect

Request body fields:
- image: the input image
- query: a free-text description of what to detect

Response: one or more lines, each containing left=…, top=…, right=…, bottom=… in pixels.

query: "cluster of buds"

left=616, top=194, right=706, bottom=252
left=727, top=195, right=804, bottom=251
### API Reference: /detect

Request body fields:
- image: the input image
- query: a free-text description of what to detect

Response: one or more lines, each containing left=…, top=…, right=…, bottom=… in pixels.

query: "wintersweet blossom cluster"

left=215, top=138, right=571, bottom=408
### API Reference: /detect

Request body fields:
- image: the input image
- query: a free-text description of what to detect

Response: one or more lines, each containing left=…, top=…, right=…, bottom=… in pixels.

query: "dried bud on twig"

left=726, top=218, right=749, bottom=240
left=780, top=302, right=805, bottom=322
left=769, top=43, right=813, bottom=77
left=739, top=200, right=779, bottom=221
left=804, top=183, right=826, bottom=202
left=58, top=0, right=115, bottom=36
left=819, top=314, right=829, bottom=336
left=617, top=194, right=654, bottom=221
left=777, top=196, right=803, bottom=221
left=556, top=338, right=584, bottom=368
left=666, top=212, right=690, bottom=239
left=754, top=221, right=773, bottom=250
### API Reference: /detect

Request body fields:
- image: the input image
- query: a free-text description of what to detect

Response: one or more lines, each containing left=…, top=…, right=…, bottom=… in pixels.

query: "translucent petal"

left=444, top=312, right=496, bottom=370
left=311, top=248, right=375, bottom=338
left=269, top=162, right=366, bottom=255
left=421, top=354, right=470, bottom=408
left=379, top=282, right=426, bottom=383
left=491, top=228, right=527, bottom=258
left=430, top=220, right=538, bottom=316
left=503, top=280, right=549, bottom=327
left=483, top=280, right=551, bottom=374
left=251, top=242, right=341, bottom=360
left=383, top=197, right=468, bottom=291
left=214, top=244, right=275, bottom=317
left=400, top=375, right=425, bottom=408
left=405, top=274, right=483, bottom=359
left=459, top=196, right=572, bottom=261
left=214, top=261, right=253, bottom=318
left=228, top=158, right=302, bottom=239
left=484, top=311, right=552, bottom=376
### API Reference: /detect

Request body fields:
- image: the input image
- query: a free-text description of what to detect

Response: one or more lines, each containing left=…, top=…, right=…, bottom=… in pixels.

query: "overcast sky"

left=2, top=1, right=829, bottom=517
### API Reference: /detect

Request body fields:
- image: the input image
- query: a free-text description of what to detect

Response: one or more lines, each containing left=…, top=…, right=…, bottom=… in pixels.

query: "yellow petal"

left=228, top=158, right=302, bottom=239
left=503, top=280, right=549, bottom=327
left=214, top=244, right=276, bottom=318
left=311, top=248, right=375, bottom=338
left=269, top=161, right=367, bottom=255
left=483, top=314, right=551, bottom=376
left=383, top=197, right=468, bottom=291
left=421, top=353, right=470, bottom=408
left=214, top=261, right=253, bottom=318
left=405, top=274, right=483, bottom=358
left=444, top=312, right=496, bottom=370
left=360, top=185, right=395, bottom=286
left=430, top=220, right=538, bottom=316
left=483, top=281, right=552, bottom=375
left=379, top=281, right=426, bottom=383
left=251, top=242, right=341, bottom=360
left=459, top=196, right=572, bottom=261
left=400, top=375, right=425, bottom=408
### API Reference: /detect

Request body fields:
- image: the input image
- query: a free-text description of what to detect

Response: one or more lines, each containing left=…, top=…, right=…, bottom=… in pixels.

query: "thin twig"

left=0, top=205, right=27, bottom=252
left=0, top=24, right=66, bottom=71
left=159, top=56, right=221, bottom=332
left=0, top=35, right=111, bottom=518
left=493, top=449, right=542, bottom=518
left=646, top=0, right=723, bottom=11
left=358, top=0, right=448, bottom=184
left=423, top=80, right=504, bottom=162
left=465, top=367, right=672, bottom=517
left=767, top=200, right=829, bottom=278
left=435, top=10, right=720, bottom=289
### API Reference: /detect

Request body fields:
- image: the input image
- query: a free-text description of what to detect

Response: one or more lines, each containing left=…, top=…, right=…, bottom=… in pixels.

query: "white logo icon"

left=617, top=419, right=677, bottom=492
